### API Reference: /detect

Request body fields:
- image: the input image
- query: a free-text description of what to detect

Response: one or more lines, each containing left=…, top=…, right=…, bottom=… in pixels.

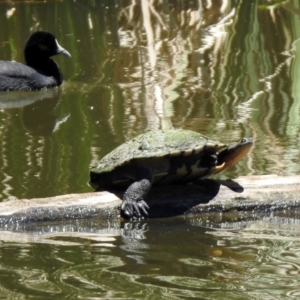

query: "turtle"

left=89, top=129, right=253, bottom=218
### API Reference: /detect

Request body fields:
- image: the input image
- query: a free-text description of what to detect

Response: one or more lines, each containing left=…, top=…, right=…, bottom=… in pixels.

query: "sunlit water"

left=1, top=215, right=300, bottom=299
left=0, top=0, right=300, bottom=298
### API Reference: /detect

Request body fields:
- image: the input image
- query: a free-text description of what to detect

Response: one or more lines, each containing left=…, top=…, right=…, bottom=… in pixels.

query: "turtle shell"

left=90, top=129, right=227, bottom=186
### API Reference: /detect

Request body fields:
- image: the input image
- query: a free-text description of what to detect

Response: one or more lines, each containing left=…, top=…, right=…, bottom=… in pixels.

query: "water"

left=2, top=216, right=300, bottom=299
left=0, top=0, right=300, bottom=298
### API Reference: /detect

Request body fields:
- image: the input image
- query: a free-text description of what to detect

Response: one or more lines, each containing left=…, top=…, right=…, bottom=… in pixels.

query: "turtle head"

left=213, top=138, right=253, bottom=173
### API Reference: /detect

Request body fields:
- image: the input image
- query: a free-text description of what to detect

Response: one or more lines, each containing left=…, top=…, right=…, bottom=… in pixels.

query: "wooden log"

left=0, top=175, right=299, bottom=224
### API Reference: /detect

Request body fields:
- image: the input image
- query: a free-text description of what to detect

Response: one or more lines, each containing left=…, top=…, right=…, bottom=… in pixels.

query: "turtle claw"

left=121, top=178, right=152, bottom=218
left=121, top=199, right=149, bottom=219
left=138, top=200, right=149, bottom=215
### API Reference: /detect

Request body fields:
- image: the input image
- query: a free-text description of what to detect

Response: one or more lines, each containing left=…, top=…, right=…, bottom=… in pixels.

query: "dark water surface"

left=0, top=0, right=300, bottom=298
left=2, top=215, right=300, bottom=299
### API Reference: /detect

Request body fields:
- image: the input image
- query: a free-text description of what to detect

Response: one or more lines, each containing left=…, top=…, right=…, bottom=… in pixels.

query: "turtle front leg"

left=122, top=179, right=151, bottom=218
left=121, top=164, right=153, bottom=218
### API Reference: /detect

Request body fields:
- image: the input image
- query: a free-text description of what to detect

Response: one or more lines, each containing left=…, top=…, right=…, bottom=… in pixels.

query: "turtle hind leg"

left=121, top=164, right=153, bottom=219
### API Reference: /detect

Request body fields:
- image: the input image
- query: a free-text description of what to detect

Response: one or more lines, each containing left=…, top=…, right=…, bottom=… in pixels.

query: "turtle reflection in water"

left=90, top=129, right=253, bottom=218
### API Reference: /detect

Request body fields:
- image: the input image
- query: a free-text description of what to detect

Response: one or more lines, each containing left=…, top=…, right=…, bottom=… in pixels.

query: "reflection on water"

left=0, top=88, right=65, bottom=138
left=1, top=216, right=300, bottom=298
left=0, top=89, right=59, bottom=110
